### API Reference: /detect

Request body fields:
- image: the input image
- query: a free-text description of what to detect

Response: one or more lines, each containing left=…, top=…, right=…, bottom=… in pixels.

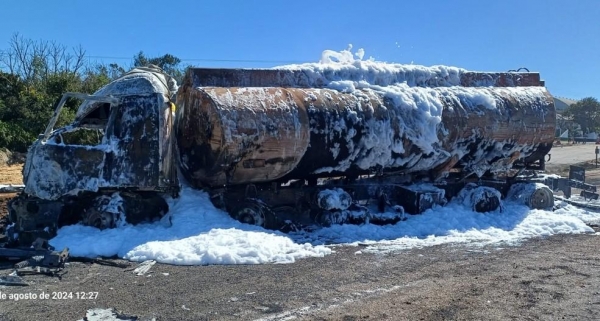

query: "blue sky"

left=1, top=0, right=598, bottom=100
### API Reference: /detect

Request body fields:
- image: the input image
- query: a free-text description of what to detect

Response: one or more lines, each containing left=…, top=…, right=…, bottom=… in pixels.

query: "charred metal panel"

left=160, top=103, right=178, bottom=187
left=176, top=87, right=310, bottom=187
left=185, top=68, right=542, bottom=89
left=176, top=83, right=555, bottom=188
left=104, top=94, right=161, bottom=188
left=23, top=143, right=106, bottom=200
left=569, top=165, right=586, bottom=183
left=23, top=94, right=165, bottom=200
left=185, top=68, right=322, bottom=89
left=284, top=88, right=389, bottom=179
left=460, top=72, right=542, bottom=87
left=440, top=88, right=556, bottom=173
left=392, top=185, right=446, bottom=214
left=23, top=67, right=178, bottom=201
left=74, top=66, right=178, bottom=122
left=8, top=195, right=64, bottom=245
left=287, top=86, right=555, bottom=179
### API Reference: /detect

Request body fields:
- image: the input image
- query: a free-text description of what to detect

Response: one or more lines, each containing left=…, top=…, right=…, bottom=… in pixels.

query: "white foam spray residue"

left=49, top=183, right=600, bottom=265
left=50, top=186, right=331, bottom=265
left=46, top=47, right=595, bottom=265
left=275, top=45, right=550, bottom=175
left=279, top=44, right=467, bottom=88
left=293, top=200, right=597, bottom=255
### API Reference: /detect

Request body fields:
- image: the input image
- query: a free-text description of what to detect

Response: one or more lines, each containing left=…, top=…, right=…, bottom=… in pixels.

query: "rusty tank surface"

left=176, top=68, right=555, bottom=188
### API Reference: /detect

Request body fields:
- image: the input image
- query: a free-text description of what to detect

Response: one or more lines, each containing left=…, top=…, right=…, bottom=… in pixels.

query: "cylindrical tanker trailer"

left=6, top=64, right=561, bottom=245
left=176, top=84, right=555, bottom=187
left=175, top=67, right=556, bottom=229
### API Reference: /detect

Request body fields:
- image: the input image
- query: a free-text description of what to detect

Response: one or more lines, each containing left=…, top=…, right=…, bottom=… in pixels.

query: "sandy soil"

left=0, top=164, right=22, bottom=235
left=0, top=164, right=23, bottom=186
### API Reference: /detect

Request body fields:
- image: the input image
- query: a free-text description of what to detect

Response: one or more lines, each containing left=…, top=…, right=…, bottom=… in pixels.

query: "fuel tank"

left=175, top=68, right=555, bottom=188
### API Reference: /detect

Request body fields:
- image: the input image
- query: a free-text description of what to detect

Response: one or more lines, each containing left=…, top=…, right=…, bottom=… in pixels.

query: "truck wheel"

left=527, top=186, right=554, bottom=209
left=472, top=189, right=501, bottom=213
left=81, top=194, right=123, bottom=230
left=81, top=208, right=114, bottom=230
left=507, top=183, right=554, bottom=210
left=315, top=210, right=346, bottom=227
left=458, top=184, right=502, bottom=213
left=231, top=199, right=278, bottom=230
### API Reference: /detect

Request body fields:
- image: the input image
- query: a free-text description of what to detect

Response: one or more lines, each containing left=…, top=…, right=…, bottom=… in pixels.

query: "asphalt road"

left=546, top=143, right=599, bottom=166
left=1, top=231, right=600, bottom=321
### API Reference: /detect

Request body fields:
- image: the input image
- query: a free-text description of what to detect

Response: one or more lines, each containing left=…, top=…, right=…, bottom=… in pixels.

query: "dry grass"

left=0, top=164, right=24, bottom=185
left=0, top=165, right=22, bottom=221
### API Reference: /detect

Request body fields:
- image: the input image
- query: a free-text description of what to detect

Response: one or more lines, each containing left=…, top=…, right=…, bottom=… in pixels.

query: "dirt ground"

left=0, top=164, right=22, bottom=236
left=1, top=232, right=600, bottom=321
left=0, top=164, right=23, bottom=186
left=2, top=161, right=600, bottom=320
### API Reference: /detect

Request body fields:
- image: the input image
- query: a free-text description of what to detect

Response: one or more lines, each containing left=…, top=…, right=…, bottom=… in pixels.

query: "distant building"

left=553, top=97, right=579, bottom=138
left=552, top=96, right=600, bottom=140
left=555, top=113, right=578, bottom=137
left=554, top=96, right=578, bottom=114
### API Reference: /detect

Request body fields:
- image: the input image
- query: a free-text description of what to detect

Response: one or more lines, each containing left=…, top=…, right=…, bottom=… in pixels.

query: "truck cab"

left=9, top=66, right=178, bottom=245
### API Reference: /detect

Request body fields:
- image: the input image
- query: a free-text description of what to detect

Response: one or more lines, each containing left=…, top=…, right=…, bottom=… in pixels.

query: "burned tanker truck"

left=7, top=63, right=562, bottom=244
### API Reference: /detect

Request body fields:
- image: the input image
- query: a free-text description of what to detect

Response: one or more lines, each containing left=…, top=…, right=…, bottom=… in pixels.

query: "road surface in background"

left=546, top=143, right=599, bottom=166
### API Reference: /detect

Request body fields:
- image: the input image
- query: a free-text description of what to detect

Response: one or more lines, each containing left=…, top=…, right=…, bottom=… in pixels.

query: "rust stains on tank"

left=176, top=87, right=310, bottom=187
left=174, top=67, right=555, bottom=189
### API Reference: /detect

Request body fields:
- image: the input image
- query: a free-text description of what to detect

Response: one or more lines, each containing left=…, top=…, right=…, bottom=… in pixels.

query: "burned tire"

left=507, top=183, right=554, bottom=210
left=314, top=204, right=370, bottom=227
left=528, top=185, right=554, bottom=210
left=314, top=210, right=347, bottom=227
left=82, top=208, right=114, bottom=230
left=473, top=190, right=501, bottom=213
left=231, top=199, right=279, bottom=230
left=458, top=184, right=502, bottom=213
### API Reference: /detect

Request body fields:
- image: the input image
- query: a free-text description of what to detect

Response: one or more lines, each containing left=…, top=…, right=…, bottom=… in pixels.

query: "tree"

left=0, top=32, right=86, bottom=85
left=0, top=34, right=126, bottom=151
left=133, top=51, right=185, bottom=82
left=0, top=71, right=44, bottom=151
left=563, top=97, right=600, bottom=135
left=0, top=35, right=186, bottom=152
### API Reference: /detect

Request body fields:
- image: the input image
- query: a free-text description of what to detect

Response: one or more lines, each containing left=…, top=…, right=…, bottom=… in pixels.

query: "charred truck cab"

left=8, top=66, right=179, bottom=245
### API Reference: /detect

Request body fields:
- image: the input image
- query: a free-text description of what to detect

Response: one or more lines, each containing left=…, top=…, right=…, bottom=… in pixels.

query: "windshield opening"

left=47, top=99, right=114, bottom=146
left=79, top=102, right=112, bottom=127
left=48, top=127, right=106, bottom=146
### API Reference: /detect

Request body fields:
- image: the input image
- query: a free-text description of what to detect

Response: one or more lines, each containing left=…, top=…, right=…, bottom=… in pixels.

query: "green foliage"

left=0, top=120, right=36, bottom=152
left=0, top=34, right=184, bottom=152
left=0, top=71, right=53, bottom=151
left=563, top=97, right=600, bottom=134
left=133, top=51, right=185, bottom=83
left=59, top=128, right=105, bottom=146
left=0, top=35, right=116, bottom=152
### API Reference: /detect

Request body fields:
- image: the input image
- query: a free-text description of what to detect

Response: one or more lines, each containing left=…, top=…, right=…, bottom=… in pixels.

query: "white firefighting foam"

left=48, top=47, right=597, bottom=265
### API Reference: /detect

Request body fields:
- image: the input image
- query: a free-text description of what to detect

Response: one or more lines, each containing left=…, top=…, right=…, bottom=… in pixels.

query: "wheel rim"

left=529, top=186, right=554, bottom=209
left=235, top=204, right=265, bottom=227
left=82, top=209, right=114, bottom=230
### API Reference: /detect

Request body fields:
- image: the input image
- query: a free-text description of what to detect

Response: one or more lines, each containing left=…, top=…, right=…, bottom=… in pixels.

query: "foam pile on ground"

left=49, top=187, right=331, bottom=265
left=49, top=186, right=600, bottom=264
left=292, top=201, right=597, bottom=254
